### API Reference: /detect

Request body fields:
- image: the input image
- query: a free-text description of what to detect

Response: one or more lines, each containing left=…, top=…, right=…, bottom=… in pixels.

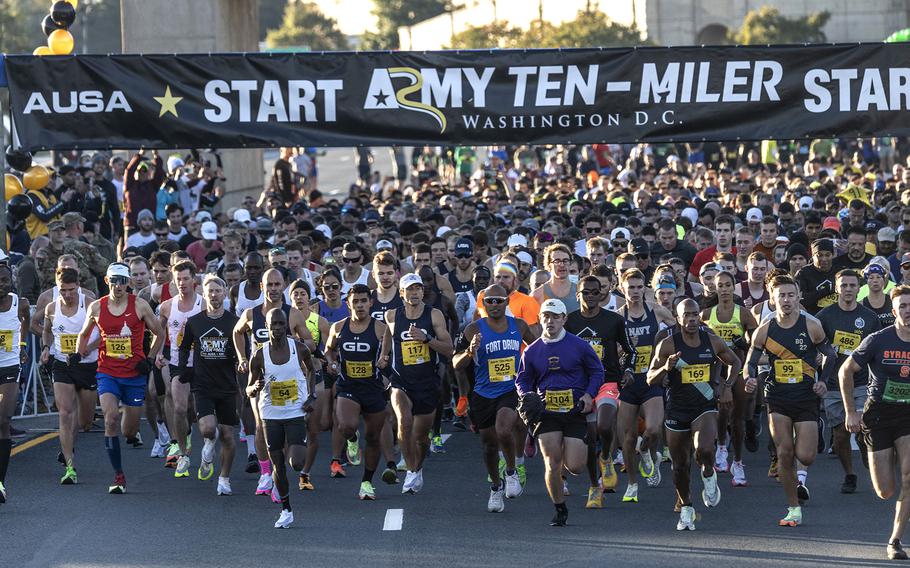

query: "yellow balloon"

left=23, top=165, right=50, bottom=191
left=48, top=29, right=74, bottom=55
left=33, top=46, right=53, bottom=56
left=4, top=174, right=23, bottom=201
left=66, top=0, right=78, bottom=8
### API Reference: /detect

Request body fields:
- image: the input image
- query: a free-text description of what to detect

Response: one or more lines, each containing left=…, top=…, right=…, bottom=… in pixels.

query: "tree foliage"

left=360, top=0, right=448, bottom=50
left=730, top=6, right=830, bottom=45
left=265, top=1, right=348, bottom=51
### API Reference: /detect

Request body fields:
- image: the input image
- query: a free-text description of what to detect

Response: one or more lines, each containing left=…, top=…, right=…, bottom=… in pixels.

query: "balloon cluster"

left=4, top=146, right=48, bottom=204
left=33, top=0, right=79, bottom=56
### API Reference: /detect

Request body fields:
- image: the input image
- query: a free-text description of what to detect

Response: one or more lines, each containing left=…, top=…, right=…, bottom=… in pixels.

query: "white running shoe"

left=731, top=461, right=747, bottom=487
left=402, top=471, right=416, bottom=494
left=488, top=487, right=505, bottom=512
left=396, top=456, right=407, bottom=472
left=645, top=464, right=662, bottom=488
left=622, top=482, right=639, bottom=503
left=217, top=478, right=232, bottom=496
left=149, top=439, right=166, bottom=458
left=638, top=447, right=656, bottom=478
left=274, top=509, right=294, bottom=529
left=175, top=455, right=191, bottom=478
left=256, top=473, right=274, bottom=495
left=677, top=505, right=696, bottom=531
left=702, top=471, right=721, bottom=507
left=412, top=470, right=424, bottom=493
left=504, top=472, right=523, bottom=498
left=715, top=445, right=729, bottom=473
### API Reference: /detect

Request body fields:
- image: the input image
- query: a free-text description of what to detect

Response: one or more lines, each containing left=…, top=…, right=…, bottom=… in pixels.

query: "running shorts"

left=618, top=375, right=663, bottom=406
left=393, top=385, right=439, bottom=416
left=337, top=382, right=387, bottom=415
left=265, top=416, right=308, bottom=451
left=862, top=401, right=910, bottom=452
left=767, top=397, right=819, bottom=424
left=469, top=389, right=518, bottom=431
left=537, top=411, right=587, bottom=440
left=665, top=401, right=718, bottom=432
left=97, top=373, right=146, bottom=407
left=0, top=364, right=19, bottom=385
left=52, top=360, right=97, bottom=391
left=194, top=391, right=240, bottom=426
left=823, top=387, right=866, bottom=429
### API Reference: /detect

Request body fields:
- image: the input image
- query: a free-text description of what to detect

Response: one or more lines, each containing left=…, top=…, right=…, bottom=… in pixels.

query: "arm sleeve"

left=28, top=194, right=65, bottom=222
left=615, top=318, right=636, bottom=372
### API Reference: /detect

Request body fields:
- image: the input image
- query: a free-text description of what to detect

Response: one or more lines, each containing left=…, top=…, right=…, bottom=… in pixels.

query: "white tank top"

left=236, top=281, right=264, bottom=317
left=603, top=293, right=620, bottom=312
left=258, top=338, right=307, bottom=420
left=0, top=294, right=21, bottom=366
left=53, top=294, right=99, bottom=363
left=168, top=294, right=203, bottom=364
left=341, top=267, right=369, bottom=296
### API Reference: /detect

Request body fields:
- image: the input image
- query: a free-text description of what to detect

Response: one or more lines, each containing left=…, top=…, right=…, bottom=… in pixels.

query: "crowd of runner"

left=3, top=139, right=910, bottom=559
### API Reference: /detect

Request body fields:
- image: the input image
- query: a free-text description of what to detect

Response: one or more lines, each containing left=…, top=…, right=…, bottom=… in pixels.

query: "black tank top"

left=336, top=317, right=382, bottom=389
left=391, top=304, right=439, bottom=386
left=667, top=330, right=717, bottom=410
left=863, top=296, right=896, bottom=328
left=370, top=290, right=403, bottom=322
left=764, top=314, right=818, bottom=402
left=623, top=305, right=660, bottom=376
left=447, top=270, right=473, bottom=294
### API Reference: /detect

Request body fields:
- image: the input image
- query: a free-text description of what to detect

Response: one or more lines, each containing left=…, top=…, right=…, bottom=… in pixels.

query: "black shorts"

left=862, top=402, right=910, bottom=452
left=768, top=397, right=819, bottom=424
left=536, top=412, right=587, bottom=440
left=194, top=391, right=239, bottom=426
left=336, top=382, right=387, bottom=415
left=0, top=364, right=19, bottom=385
left=665, top=402, right=718, bottom=432
left=469, top=390, right=518, bottom=431
left=618, top=374, right=664, bottom=406
left=265, top=416, right=308, bottom=451
left=52, top=360, right=98, bottom=391
left=394, top=385, right=440, bottom=416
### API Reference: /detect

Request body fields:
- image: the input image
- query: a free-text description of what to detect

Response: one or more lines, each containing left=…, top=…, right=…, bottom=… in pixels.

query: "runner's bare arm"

left=247, top=349, right=264, bottom=396
left=452, top=322, right=477, bottom=370
left=839, top=356, right=862, bottom=433
left=29, top=289, right=52, bottom=336
left=428, top=308, right=454, bottom=358
left=297, top=341, right=316, bottom=406
left=233, top=308, right=252, bottom=372
left=379, top=310, right=394, bottom=368
left=646, top=336, right=676, bottom=387
left=40, top=302, right=54, bottom=364
left=324, top=321, right=341, bottom=374
left=712, top=334, right=742, bottom=386
left=138, top=297, right=166, bottom=361
left=76, top=300, right=100, bottom=357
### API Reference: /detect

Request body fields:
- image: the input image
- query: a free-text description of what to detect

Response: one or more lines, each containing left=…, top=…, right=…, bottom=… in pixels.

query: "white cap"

left=106, top=263, right=130, bottom=279
left=516, top=251, right=533, bottom=265
left=376, top=239, right=394, bottom=251
left=233, top=209, right=251, bottom=224
left=436, top=226, right=452, bottom=238
left=201, top=221, right=218, bottom=240
left=506, top=234, right=528, bottom=248
left=798, top=196, right=814, bottom=210
left=316, top=223, right=332, bottom=239
left=539, top=298, right=567, bottom=315
left=681, top=207, right=698, bottom=226
left=166, top=156, right=184, bottom=174
left=610, top=228, right=630, bottom=241
left=746, top=207, right=763, bottom=223
left=195, top=211, right=212, bottom=223
left=399, top=273, right=423, bottom=289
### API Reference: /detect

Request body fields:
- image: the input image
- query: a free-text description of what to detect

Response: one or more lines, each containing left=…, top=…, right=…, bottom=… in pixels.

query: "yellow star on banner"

left=154, top=86, right=183, bottom=118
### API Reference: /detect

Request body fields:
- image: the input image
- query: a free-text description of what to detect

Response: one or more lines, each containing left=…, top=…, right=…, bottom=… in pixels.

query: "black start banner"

left=4, top=43, right=910, bottom=151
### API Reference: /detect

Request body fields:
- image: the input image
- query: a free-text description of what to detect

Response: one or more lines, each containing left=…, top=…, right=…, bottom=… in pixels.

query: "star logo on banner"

left=154, top=85, right=183, bottom=118
left=373, top=92, right=389, bottom=107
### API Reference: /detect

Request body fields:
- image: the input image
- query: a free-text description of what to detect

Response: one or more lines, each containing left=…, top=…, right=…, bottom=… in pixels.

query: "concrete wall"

left=120, top=0, right=264, bottom=210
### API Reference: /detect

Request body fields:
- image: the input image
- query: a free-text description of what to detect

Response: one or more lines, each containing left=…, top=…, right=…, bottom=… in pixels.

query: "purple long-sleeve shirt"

left=516, top=332, right=604, bottom=406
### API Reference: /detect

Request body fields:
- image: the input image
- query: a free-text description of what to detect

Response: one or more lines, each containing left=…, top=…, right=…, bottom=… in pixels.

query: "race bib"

left=711, top=323, right=739, bottom=346
left=681, top=363, right=710, bottom=384
left=402, top=340, right=430, bottom=366
left=883, top=380, right=910, bottom=404
left=586, top=340, right=604, bottom=360
left=833, top=330, right=861, bottom=356
left=60, top=333, right=78, bottom=354
left=106, top=337, right=131, bottom=359
left=270, top=380, right=299, bottom=406
left=774, top=358, right=803, bottom=384
left=345, top=360, right=373, bottom=379
left=487, top=356, right=516, bottom=382
left=634, top=346, right=652, bottom=374
left=0, top=330, right=13, bottom=352
left=176, top=329, right=184, bottom=348
left=545, top=389, right=574, bottom=412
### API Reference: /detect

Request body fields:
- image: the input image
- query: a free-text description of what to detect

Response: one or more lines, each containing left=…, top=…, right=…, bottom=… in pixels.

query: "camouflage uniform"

left=37, top=221, right=103, bottom=295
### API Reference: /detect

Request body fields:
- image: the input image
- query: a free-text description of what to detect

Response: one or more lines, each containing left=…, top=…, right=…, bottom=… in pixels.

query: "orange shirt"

left=475, top=290, right=540, bottom=326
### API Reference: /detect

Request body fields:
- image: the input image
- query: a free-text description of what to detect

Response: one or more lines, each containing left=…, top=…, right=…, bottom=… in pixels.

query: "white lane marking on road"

left=441, top=434, right=451, bottom=444
left=383, top=508, right=403, bottom=531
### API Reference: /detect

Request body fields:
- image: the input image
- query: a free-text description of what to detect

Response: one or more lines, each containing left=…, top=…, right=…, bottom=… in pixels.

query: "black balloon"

left=50, top=0, right=76, bottom=27
left=4, top=146, right=32, bottom=172
left=7, top=194, right=33, bottom=221
left=42, top=14, right=65, bottom=37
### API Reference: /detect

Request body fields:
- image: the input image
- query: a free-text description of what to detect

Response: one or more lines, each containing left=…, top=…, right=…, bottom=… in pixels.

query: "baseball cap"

left=376, top=239, right=393, bottom=252
left=195, top=211, right=213, bottom=223
left=315, top=223, right=332, bottom=239
left=201, top=221, right=218, bottom=240
left=166, top=156, right=184, bottom=174
left=233, top=209, right=252, bottom=224
left=878, top=227, right=898, bottom=242
left=656, top=274, right=677, bottom=290
left=506, top=234, right=528, bottom=248
left=363, top=210, right=381, bottom=223
left=902, top=252, right=910, bottom=268
left=539, top=298, right=567, bottom=315
left=454, top=238, right=473, bottom=257
left=516, top=251, right=533, bottom=265
left=798, top=196, right=814, bottom=211
left=610, top=228, right=631, bottom=241
left=522, top=218, right=540, bottom=231
left=256, top=218, right=274, bottom=234
left=62, top=212, right=85, bottom=226
left=699, top=262, right=719, bottom=276
left=106, top=263, right=130, bottom=280
left=399, top=273, right=423, bottom=289
left=823, top=217, right=841, bottom=232
left=48, top=220, right=65, bottom=232
left=746, top=207, right=763, bottom=223
left=628, top=238, right=650, bottom=255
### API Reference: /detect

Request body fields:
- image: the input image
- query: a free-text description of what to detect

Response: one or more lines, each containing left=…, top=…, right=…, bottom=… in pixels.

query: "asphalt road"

left=2, top=411, right=901, bottom=568
left=263, top=146, right=395, bottom=201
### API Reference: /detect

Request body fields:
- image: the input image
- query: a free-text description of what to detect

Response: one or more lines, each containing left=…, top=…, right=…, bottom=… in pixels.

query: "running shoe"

left=797, top=481, right=810, bottom=502
left=175, top=455, right=190, bottom=478
left=731, top=461, right=748, bottom=487
left=402, top=471, right=416, bottom=494
left=271, top=485, right=281, bottom=504
left=197, top=459, right=214, bottom=481
left=714, top=445, right=729, bottom=473
left=645, top=464, right=662, bottom=488
left=256, top=473, right=273, bottom=495
left=779, top=506, right=802, bottom=527
left=346, top=434, right=362, bottom=466
left=841, top=474, right=857, bottom=494
left=128, top=433, right=143, bottom=448
left=524, top=433, right=537, bottom=458
left=661, top=446, right=671, bottom=463
left=149, top=439, right=166, bottom=458
left=299, top=473, right=315, bottom=491
left=504, top=471, right=523, bottom=498
left=381, top=467, right=398, bottom=485
left=412, top=469, right=424, bottom=493
left=586, top=486, right=603, bottom=509
left=330, top=460, right=346, bottom=478
left=889, top=539, right=909, bottom=560
left=702, top=471, right=721, bottom=507
left=61, top=466, right=77, bottom=485
left=0, top=481, right=6, bottom=503
left=622, top=482, right=639, bottom=503
left=430, top=435, right=445, bottom=454
left=638, top=448, right=656, bottom=478
left=165, top=443, right=179, bottom=469
left=108, top=472, right=126, bottom=494
left=57, top=451, right=66, bottom=466
left=562, top=477, right=570, bottom=496
left=452, top=415, right=467, bottom=431
left=615, top=449, right=626, bottom=473
left=359, top=481, right=376, bottom=500
left=517, top=463, right=527, bottom=486
left=767, top=455, right=779, bottom=478
left=744, top=419, right=759, bottom=453
left=550, top=506, right=568, bottom=527
left=396, top=456, right=407, bottom=471
left=677, top=505, right=696, bottom=531
left=274, top=510, right=294, bottom=529
left=245, top=453, right=259, bottom=474
left=599, top=457, right=618, bottom=493
left=488, top=487, right=505, bottom=512
left=217, top=478, right=232, bottom=496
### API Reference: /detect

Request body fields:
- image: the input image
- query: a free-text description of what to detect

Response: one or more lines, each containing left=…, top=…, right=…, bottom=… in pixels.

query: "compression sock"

left=280, top=494, right=291, bottom=512
left=259, top=459, right=272, bottom=475
left=0, top=439, right=11, bottom=482
left=105, top=436, right=122, bottom=473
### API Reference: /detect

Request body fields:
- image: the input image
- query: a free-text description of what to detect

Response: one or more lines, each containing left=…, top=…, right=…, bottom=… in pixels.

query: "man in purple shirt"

left=516, top=299, right=604, bottom=526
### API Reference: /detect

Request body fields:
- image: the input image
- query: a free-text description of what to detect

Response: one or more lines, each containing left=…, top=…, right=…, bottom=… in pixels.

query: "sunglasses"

left=343, top=256, right=362, bottom=264
left=455, top=253, right=472, bottom=259
left=580, top=288, right=602, bottom=296
left=322, top=283, right=341, bottom=290
left=154, top=232, right=168, bottom=238
left=636, top=253, right=650, bottom=260
left=109, top=276, right=130, bottom=285
left=585, top=226, right=602, bottom=232
left=483, top=296, right=507, bottom=305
